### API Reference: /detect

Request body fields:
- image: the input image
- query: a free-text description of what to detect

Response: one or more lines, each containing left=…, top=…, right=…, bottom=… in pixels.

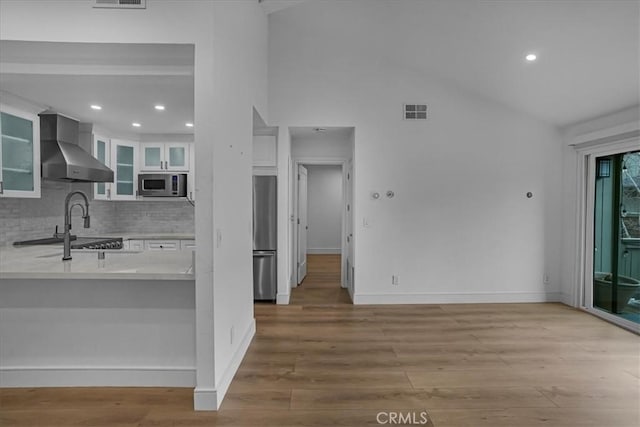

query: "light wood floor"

left=289, top=254, right=351, bottom=305
left=2, top=255, right=639, bottom=426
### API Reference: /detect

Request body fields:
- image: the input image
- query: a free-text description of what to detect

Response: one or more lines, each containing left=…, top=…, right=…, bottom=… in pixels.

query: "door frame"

left=292, top=157, right=350, bottom=290
left=574, top=135, right=640, bottom=332
left=296, top=164, right=309, bottom=285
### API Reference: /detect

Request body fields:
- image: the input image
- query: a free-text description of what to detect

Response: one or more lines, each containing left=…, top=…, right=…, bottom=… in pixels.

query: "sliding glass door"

left=593, top=150, right=640, bottom=324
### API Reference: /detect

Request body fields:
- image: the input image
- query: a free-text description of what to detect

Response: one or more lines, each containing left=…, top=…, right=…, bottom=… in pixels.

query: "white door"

left=345, top=160, right=353, bottom=293
left=297, top=165, right=308, bottom=284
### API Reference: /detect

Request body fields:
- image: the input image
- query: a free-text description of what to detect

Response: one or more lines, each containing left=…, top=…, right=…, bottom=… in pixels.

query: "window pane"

left=117, top=182, right=133, bottom=195
left=97, top=140, right=106, bottom=163
left=169, top=147, right=185, bottom=166
left=117, top=145, right=134, bottom=166
left=145, top=146, right=161, bottom=167
left=1, top=112, right=34, bottom=192
left=117, top=164, right=133, bottom=182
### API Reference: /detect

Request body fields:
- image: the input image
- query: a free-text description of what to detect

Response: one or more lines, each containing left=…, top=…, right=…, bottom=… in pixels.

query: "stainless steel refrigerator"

left=253, top=176, right=277, bottom=301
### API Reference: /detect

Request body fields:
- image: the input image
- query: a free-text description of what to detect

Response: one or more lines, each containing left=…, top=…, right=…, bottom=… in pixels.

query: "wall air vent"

left=93, top=0, right=146, bottom=9
left=404, top=104, right=428, bottom=120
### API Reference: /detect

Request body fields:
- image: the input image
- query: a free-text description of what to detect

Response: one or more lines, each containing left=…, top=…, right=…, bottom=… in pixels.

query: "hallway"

left=289, top=254, right=351, bottom=305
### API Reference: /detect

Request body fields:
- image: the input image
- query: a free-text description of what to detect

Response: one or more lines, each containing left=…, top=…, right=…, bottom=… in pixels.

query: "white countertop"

left=0, top=244, right=195, bottom=281
left=118, top=233, right=195, bottom=241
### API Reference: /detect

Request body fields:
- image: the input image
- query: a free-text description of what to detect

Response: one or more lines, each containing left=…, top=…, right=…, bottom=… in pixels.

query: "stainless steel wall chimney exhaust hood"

left=40, top=112, right=114, bottom=182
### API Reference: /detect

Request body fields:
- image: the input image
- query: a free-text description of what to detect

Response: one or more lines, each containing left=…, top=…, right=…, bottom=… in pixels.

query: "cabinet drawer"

left=145, top=240, right=179, bottom=251
left=180, top=239, right=196, bottom=250
left=128, top=240, right=144, bottom=251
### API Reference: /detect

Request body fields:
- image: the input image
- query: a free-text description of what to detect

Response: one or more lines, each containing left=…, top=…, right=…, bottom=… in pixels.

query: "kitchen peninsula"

left=1, top=236, right=195, bottom=280
left=0, top=235, right=196, bottom=388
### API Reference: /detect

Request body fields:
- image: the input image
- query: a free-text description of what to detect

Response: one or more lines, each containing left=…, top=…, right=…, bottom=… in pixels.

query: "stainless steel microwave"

left=138, top=174, right=187, bottom=197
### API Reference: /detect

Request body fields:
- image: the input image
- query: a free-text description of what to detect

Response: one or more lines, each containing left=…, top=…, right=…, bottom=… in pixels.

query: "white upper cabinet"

left=140, top=142, right=190, bottom=172
left=88, top=137, right=194, bottom=202
left=0, top=104, right=41, bottom=198
left=111, top=139, right=138, bottom=200
left=92, top=134, right=111, bottom=200
left=252, top=135, right=277, bottom=167
left=140, top=143, right=163, bottom=171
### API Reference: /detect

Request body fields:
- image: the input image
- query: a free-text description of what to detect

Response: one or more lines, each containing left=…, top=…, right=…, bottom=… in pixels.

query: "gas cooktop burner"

left=71, top=237, right=123, bottom=250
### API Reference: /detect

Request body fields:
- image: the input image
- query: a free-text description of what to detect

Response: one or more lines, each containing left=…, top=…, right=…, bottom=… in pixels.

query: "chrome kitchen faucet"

left=58, top=190, right=91, bottom=261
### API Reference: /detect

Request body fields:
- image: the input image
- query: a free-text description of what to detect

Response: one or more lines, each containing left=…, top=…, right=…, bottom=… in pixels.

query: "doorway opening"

left=579, top=136, right=640, bottom=332
left=592, top=150, right=640, bottom=324
left=292, top=164, right=349, bottom=305
left=289, top=127, right=355, bottom=304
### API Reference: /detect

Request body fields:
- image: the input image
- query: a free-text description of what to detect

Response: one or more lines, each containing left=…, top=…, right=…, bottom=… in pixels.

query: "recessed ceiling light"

left=185, top=122, right=194, bottom=128
left=525, top=53, right=537, bottom=62
left=154, top=105, right=165, bottom=111
left=132, top=122, right=141, bottom=127
left=313, top=127, right=327, bottom=132
left=90, top=105, right=102, bottom=110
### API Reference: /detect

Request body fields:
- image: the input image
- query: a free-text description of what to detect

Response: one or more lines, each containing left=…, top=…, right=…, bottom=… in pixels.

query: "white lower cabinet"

left=124, top=238, right=193, bottom=251
left=180, top=239, right=196, bottom=250
left=126, top=240, right=145, bottom=251
left=145, top=240, right=179, bottom=251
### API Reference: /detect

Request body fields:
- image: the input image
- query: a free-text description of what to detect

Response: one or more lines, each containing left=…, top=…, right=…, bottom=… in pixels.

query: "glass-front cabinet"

left=93, top=134, right=111, bottom=200
left=0, top=105, right=40, bottom=198
left=110, top=139, right=138, bottom=200
left=90, top=138, right=193, bottom=201
left=140, top=142, right=189, bottom=172
left=141, top=143, right=163, bottom=171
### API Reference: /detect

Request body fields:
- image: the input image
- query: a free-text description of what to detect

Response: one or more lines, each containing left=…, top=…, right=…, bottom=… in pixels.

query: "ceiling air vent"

left=404, top=104, right=427, bottom=120
left=93, top=0, right=146, bottom=9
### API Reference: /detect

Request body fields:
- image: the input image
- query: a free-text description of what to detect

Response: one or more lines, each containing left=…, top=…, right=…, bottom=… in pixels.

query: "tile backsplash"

left=0, top=180, right=194, bottom=246
left=112, top=199, right=195, bottom=234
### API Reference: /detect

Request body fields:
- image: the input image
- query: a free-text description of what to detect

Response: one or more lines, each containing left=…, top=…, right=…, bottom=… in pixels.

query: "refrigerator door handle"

left=254, top=251, right=276, bottom=256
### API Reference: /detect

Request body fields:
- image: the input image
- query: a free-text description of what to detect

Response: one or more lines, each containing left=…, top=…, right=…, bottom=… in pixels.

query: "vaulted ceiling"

left=1, top=1, right=636, bottom=134
left=268, top=0, right=639, bottom=128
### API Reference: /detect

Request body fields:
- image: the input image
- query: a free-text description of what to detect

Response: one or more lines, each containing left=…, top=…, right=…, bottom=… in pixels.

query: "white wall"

left=306, top=165, right=343, bottom=253
left=292, top=132, right=354, bottom=159
left=0, top=0, right=267, bottom=410
left=269, top=4, right=564, bottom=304
left=209, top=0, right=268, bottom=409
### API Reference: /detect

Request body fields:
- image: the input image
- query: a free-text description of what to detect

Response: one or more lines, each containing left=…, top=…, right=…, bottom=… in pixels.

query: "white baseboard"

left=0, top=366, right=195, bottom=388
left=212, top=318, right=256, bottom=409
left=277, top=293, right=290, bottom=304
left=307, top=248, right=341, bottom=254
left=559, top=292, right=576, bottom=307
left=194, top=387, right=218, bottom=411
left=353, top=291, right=562, bottom=305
